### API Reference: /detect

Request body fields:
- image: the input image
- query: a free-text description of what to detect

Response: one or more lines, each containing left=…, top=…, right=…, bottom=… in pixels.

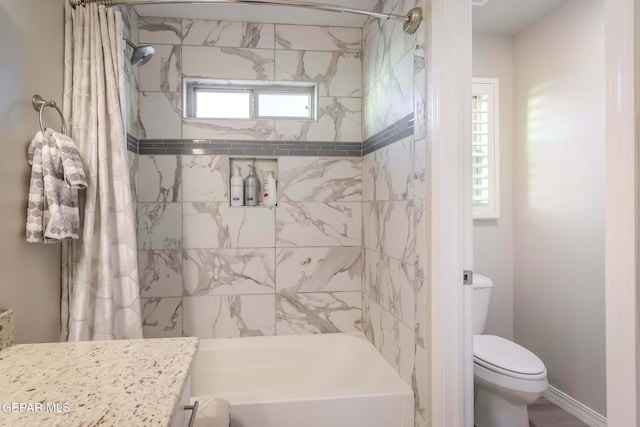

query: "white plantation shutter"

left=472, top=78, right=500, bottom=219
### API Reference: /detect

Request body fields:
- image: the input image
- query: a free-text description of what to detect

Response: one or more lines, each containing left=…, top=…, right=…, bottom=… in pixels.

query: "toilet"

left=472, top=274, right=548, bottom=427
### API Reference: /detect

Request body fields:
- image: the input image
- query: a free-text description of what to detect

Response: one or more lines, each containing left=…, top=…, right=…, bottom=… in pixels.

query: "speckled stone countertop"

left=0, top=337, right=198, bottom=427
left=0, top=310, right=13, bottom=351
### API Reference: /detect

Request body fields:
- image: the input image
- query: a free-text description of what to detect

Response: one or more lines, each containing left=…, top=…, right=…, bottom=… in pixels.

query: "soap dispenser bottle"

left=263, top=169, right=277, bottom=207
left=244, top=164, right=259, bottom=206
left=230, top=166, right=244, bottom=206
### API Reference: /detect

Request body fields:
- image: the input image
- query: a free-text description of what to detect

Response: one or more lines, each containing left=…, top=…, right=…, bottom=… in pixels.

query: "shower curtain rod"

left=69, top=0, right=423, bottom=34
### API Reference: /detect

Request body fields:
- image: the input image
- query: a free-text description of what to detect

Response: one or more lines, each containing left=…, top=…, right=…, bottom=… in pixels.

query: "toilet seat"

left=473, top=335, right=547, bottom=380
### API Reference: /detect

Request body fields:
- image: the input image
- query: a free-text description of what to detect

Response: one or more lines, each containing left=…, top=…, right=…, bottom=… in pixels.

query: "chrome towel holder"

left=32, top=94, right=68, bottom=135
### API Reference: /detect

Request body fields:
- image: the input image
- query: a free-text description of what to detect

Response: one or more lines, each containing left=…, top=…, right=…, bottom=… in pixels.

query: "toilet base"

left=474, top=388, right=530, bottom=427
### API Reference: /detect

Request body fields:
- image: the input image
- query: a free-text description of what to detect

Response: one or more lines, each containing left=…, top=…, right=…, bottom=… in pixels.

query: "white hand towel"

left=192, top=397, right=230, bottom=427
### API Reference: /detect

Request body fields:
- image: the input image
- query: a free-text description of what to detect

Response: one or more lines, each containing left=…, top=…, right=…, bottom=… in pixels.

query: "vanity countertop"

left=0, top=337, right=198, bottom=427
left=0, top=310, right=13, bottom=351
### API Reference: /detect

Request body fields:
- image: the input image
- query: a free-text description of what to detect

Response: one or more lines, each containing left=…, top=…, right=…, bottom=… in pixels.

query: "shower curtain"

left=60, top=3, right=142, bottom=341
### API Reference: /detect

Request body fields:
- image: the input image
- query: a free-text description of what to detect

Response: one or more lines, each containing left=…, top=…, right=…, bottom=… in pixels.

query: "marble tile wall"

left=138, top=155, right=363, bottom=339
left=137, top=18, right=362, bottom=143
left=135, top=17, right=365, bottom=338
left=132, top=9, right=428, bottom=426
left=118, top=6, right=141, bottom=222
left=117, top=5, right=142, bottom=140
left=362, top=0, right=429, bottom=426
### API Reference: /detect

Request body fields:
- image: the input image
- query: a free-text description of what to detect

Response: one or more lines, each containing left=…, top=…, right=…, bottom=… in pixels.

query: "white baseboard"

left=544, top=385, right=607, bottom=427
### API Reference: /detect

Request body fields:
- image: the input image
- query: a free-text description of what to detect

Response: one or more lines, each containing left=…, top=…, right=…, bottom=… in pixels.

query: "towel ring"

left=32, top=94, right=68, bottom=135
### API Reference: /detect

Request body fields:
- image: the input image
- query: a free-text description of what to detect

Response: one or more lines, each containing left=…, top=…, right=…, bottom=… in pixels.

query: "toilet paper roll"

left=192, top=398, right=230, bottom=427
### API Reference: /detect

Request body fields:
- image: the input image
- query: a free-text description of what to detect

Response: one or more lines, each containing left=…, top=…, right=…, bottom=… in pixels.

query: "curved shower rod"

left=69, top=0, right=423, bottom=34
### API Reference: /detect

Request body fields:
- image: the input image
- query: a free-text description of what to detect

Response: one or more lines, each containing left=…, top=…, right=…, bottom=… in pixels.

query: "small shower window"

left=257, top=92, right=312, bottom=119
left=184, top=79, right=317, bottom=121
left=195, top=90, right=252, bottom=119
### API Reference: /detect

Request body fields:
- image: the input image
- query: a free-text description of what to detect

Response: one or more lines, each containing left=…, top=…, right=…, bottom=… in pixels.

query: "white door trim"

left=428, top=0, right=471, bottom=426
left=430, top=0, right=639, bottom=424
left=604, top=0, right=639, bottom=424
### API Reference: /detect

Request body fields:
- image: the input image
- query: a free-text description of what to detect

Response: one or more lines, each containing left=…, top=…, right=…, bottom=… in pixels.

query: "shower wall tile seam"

left=365, top=295, right=415, bottom=331
left=363, top=246, right=417, bottom=268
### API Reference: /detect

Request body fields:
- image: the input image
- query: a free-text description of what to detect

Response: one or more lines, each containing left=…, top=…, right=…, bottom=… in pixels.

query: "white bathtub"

left=190, top=333, right=414, bottom=427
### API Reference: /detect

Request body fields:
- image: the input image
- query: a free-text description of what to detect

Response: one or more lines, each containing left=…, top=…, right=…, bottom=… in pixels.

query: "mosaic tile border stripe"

left=137, top=139, right=363, bottom=157
left=130, top=114, right=415, bottom=157
left=127, top=133, right=138, bottom=153
left=362, top=113, right=414, bottom=156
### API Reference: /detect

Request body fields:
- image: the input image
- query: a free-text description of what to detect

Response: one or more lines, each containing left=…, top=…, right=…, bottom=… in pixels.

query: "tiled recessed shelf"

left=229, top=157, right=278, bottom=207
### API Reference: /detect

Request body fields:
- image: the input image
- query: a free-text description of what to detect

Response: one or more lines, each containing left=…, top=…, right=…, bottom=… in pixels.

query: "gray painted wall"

left=0, top=0, right=65, bottom=343
left=513, top=0, right=606, bottom=415
left=472, top=35, right=515, bottom=341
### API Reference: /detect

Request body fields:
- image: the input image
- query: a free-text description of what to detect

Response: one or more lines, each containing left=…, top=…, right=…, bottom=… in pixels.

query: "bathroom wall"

left=471, top=35, right=514, bottom=340
left=135, top=18, right=364, bottom=339
left=513, top=0, right=606, bottom=415
left=0, top=0, right=65, bottom=343
left=360, top=0, right=429, bottom=425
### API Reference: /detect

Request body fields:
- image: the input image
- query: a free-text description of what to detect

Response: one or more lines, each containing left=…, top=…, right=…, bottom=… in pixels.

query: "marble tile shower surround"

left=136, top=17, right=363, bottom=142
left=132, top=6, right=429, bottom=426
left=118, top=5, right=141, bottom=228
left=132, top=112, right=413, bottom=157
left=117, top=6, right=142, bottom=140
left=361, top=0, right=429, bottom=425
left=138, top=155, right=364, bottom=339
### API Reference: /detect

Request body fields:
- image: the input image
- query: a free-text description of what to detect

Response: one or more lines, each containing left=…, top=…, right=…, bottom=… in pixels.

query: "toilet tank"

left=472, top=274, right=493, bottom=335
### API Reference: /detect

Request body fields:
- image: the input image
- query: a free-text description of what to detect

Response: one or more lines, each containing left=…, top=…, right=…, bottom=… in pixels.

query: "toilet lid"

left=473, top=335, right=546, bottom=379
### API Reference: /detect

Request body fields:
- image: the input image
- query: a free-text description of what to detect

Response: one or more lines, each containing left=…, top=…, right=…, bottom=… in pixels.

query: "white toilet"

left=472, top=274, right=548, bottom=427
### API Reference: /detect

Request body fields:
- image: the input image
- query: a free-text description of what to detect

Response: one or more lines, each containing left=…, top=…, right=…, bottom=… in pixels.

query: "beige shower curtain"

left=60, top=3, right=142, bottom=341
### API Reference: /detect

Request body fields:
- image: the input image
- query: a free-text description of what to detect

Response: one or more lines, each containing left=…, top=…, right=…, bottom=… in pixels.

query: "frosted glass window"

left=195, top=91, right=251, bottom=119
left=257, top=93, right=312, bottom=118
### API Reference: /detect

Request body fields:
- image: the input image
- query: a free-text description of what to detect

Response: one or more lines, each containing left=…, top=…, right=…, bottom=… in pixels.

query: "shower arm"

left=69, top=0, right=423, bottom=34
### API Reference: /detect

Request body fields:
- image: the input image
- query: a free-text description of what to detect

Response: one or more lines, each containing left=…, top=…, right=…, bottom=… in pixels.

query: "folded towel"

left=26, top=129, right=87, bottom=243
left=192, top=397, right=230, bottom=427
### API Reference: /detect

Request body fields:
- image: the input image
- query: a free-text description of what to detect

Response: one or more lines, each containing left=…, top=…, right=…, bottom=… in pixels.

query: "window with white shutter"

left=472, top=78, right=500, bottom=219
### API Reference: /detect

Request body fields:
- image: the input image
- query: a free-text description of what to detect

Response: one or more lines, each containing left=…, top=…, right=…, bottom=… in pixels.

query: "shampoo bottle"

left=244, top=164, right=259, bottom=206
left=263, top=169, right=277, bottom=207
left=230, top=166, right=244, bottom=206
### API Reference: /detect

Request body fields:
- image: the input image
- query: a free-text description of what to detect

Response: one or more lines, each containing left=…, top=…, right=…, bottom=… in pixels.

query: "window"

left=472, top=78, right=500, bottom=219
left=184, top=79, right=316, bottom=120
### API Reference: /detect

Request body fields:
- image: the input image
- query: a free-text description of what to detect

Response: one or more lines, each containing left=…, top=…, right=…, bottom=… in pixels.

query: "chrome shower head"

left=125, top=39, right=155, bottom=67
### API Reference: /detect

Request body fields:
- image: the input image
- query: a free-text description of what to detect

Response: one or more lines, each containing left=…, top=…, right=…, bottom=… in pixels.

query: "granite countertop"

left=0, top=310, right=13, bottom=351
left=0, top=337, right=198, bottom=427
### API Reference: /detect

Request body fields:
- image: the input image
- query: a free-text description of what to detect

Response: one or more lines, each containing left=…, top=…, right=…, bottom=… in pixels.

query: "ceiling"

left=472, top=0, right=565, bottom=36
left=134, top=0, right=378, bottom=27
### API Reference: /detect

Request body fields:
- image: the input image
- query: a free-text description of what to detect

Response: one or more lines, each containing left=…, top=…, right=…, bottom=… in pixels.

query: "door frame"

left=427, top=0, right=472, bottom=425
left=428, top=0, right=639, bottom=425
left=603, top=0, right=639, bottom=424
